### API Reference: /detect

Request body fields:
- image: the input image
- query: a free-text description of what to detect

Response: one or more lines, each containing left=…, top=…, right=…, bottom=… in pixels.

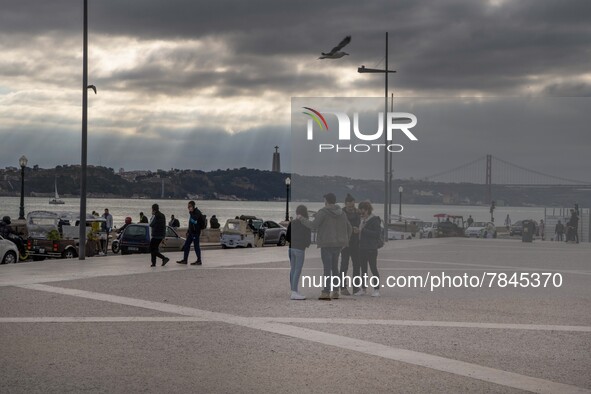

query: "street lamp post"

left=398, top=186, right=403, bottom=218
left=79, top=0, right=89, bottom=260
left=285, top=177, right=291, bottom=221
left=18, top=155, right=28, bottom=220
left=358, top=32, right=396, bottom=242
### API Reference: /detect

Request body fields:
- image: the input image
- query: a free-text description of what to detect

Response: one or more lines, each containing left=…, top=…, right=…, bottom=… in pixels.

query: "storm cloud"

left=1, top=0, right=590, bottom=181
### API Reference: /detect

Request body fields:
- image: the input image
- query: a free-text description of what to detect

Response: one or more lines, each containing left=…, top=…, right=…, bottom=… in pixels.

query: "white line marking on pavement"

left=15, top=283, right=591, bottom=394
left=380, top=259, right=591, bottom=275
left=265, top=318, right=591, bottom=332
left=0, top=317, right=210, bottom=323
left=1, top=316, right=589, bottom=333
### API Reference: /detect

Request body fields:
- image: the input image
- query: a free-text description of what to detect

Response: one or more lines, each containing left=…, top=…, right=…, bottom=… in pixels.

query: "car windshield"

left=126, top=226, right=147, bottom=239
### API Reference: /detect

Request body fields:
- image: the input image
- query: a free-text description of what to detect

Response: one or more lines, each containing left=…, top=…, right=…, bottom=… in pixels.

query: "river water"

left=0, top=196, right=548, bottom=229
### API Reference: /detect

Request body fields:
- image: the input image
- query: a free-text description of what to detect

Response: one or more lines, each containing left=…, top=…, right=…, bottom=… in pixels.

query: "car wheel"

left=221, top=244, right=228, bottom=249
left=2, top=251, right=17, bottom=264
left=19, top=250, right=29, bottom=261
left=246, top=243, right=252, bottom=248
left=277, top=234, right=286, bottom=246
left=111, top=241, right=120, bottom=254
left=62, top=249, right=77, bottom=259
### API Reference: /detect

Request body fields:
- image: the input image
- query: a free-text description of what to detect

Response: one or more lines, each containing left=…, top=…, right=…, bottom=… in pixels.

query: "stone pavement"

left=0, top=238, right=589, bottom=393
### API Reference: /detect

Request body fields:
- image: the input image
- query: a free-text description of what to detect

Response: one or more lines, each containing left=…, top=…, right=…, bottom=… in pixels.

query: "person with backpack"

left=356, top=201, right=382, bottom=297
left=177, top=200, right=205, bottom=265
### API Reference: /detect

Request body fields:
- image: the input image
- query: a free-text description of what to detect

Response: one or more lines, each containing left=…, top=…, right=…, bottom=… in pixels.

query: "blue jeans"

left=320, top=247, right=341, bottom=292
left=289, top=248, right=306, bottom=292
left=183, top=233, right=201, bottom=262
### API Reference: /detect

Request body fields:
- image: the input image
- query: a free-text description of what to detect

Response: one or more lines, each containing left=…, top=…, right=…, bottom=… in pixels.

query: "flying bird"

left=319, top=36, right=351, bottom=59
left=87, top=85, right=97, bottom=94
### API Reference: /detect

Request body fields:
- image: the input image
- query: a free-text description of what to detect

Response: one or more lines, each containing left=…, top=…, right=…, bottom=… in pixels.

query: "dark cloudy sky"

left=1, top=0, right=590, bottom=181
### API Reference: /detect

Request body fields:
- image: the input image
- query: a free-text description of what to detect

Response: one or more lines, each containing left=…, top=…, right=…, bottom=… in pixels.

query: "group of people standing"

left=286, top=193, right=383, bottom=301
left=554, top=208, right=580, bottom=243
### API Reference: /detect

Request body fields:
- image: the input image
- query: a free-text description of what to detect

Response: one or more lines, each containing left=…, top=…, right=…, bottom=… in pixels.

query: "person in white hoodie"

left=299, top=193, right=352, bottom=300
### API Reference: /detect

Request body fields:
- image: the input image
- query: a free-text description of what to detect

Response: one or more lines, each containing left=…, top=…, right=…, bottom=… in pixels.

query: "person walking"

left=177, top=200, right=204, bottom=265
left=339, top=193, right=360, bottom=296
left=356, top=201, right=382, bottom=297
left=286, top=205, right=312, bottom=300
left=299, top=193, right=352, bottom=300
left=466, top=215, right=474, bottom=227
left=149, top=204, right=169, bottom=267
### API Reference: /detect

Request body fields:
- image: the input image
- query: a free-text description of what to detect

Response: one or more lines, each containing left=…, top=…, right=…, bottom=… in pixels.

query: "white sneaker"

left=291, top=291, right=306, bottom=300
left=353, top=289, right=365, bottom=296
left=371, top=289, right=380, bottom=297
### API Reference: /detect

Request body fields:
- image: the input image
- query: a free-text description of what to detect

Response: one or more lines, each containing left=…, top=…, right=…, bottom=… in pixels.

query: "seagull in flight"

left=319, top=35, right=351, bottom=59
left=87, top=85, right=97, bottom=94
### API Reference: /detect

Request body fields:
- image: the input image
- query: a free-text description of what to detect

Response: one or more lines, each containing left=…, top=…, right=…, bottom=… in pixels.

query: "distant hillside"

left=0, top=165, right=588, bottom=207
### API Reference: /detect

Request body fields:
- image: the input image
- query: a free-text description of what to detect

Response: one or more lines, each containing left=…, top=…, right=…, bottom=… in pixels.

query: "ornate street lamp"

left=285, top=177, right=291, bottom=221
left=18, top=155, right=28, bottom=220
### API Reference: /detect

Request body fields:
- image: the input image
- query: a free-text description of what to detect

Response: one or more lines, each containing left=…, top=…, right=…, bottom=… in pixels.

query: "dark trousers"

left=320, top=247, right=341, bottom=292
left=358, top=248, right=379, bottom=290
left=340, top=246, right=359, bottom=289
left=150, top=238, right=166, bottom=264
left=183, top=233, right=201, bottom=262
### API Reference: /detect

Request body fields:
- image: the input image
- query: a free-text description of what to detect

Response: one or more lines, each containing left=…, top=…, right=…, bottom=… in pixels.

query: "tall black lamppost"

left=398, top=186, right=403, bottom=218
left=358, top=32, right=396, bottom=242
left=18, top=155, right=28, bottom=220
left=285, top=177, right=291, bottom=221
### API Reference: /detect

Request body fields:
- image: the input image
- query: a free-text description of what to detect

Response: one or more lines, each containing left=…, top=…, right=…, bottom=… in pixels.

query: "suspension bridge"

left=422, top=154, right=591, bottom=204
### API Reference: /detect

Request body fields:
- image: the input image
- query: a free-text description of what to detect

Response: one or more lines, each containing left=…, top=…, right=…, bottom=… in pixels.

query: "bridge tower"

left=486, top=154, right=492, bottom=203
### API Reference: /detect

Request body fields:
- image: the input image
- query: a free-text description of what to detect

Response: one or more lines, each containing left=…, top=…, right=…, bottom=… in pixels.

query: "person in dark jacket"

left=177, top=200, right=204, bottom=265
left=286, top=205, right=312, bottom=300
left=139, top=212, right=149, bottom=224
left=149, top=204, right=169, bottom=267
left=356, top=201, right=382, bottom=297
left=168, top=215, right=180, bottom=228
left=339, top=193, right=360, bottom=296
left=210, top=215, right=220, bottom=229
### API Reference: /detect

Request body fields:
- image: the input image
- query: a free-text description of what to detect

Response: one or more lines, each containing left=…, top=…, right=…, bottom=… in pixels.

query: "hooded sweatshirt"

left=301, top=204, right=352, bottom=248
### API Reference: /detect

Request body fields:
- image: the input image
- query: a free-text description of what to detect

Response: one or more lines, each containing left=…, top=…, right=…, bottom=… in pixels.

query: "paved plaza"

left=0, top=238, right=589, bottom=393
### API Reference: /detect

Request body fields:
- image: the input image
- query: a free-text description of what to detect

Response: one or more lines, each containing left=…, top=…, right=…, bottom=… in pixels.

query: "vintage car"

left=26, top=211, right=106, bottom=260
left=431, top=214, right=465, bottom=238
left=220, top=218, right=259, bottom=248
